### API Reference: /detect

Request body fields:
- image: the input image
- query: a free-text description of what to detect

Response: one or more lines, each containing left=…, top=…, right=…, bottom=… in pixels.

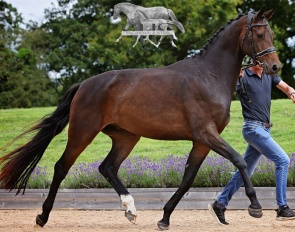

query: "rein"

left=241, top=59, right=264, bottom=70
left=241, top=11, right=276, bottom=70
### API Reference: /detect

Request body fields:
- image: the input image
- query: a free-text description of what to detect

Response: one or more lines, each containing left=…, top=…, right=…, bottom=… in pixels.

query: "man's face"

left=251, top=59, right=263, bottom=70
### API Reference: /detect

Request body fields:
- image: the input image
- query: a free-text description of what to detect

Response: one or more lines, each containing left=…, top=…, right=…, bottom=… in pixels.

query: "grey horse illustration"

left=113, top=2, right=185, bottom=46
left=133, top=17, right=179, bottom=48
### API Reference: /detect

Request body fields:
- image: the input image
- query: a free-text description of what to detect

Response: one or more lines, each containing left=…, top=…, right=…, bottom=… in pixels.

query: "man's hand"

left=290, top=92, right=295, bottom=103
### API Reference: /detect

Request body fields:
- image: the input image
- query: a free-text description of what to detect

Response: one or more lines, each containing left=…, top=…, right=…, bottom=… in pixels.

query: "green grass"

left=0, top=99, right=294, bottom=170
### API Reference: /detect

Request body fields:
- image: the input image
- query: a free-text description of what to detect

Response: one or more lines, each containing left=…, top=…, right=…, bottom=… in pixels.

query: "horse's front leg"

left=147, top=36, right=159, bottom=47
left=158, top=144, right=209, bottom=230
left=116, top=33, right=123, bottom=42
left=116, top=22, right=131, bottom=42
left=132, top=35, right=141, bottom=47
left=205, top=129, right=262, bottom=217
left=143, top=35, right=150, bottom=41
left=154, top=35, right=165, bottom=48
left=124, top=22, right=131, bottom=31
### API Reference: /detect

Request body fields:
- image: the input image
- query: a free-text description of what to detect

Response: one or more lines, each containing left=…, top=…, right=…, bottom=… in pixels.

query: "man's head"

left=249, top=59, right=263, bottom=68
left=248, top=59, right=264, bottom=74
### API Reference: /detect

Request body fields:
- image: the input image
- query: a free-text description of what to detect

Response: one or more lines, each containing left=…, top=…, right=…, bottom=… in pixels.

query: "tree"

left=0, top=1, right=58, bottom=109
left=38, top=0, right=241, bottom=95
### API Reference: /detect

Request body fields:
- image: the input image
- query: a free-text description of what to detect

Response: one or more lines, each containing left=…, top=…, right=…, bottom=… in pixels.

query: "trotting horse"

left=133, top=10, right=184, bottom=48
left=0, top=7, right=280, bottom=230
left=131, top=18, right=180, bottom=48
left=114, top=2, right=185, bottom=43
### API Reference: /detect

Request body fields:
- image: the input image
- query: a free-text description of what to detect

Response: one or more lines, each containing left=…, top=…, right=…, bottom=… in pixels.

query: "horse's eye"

left=257, top=34, right=263, bottom=39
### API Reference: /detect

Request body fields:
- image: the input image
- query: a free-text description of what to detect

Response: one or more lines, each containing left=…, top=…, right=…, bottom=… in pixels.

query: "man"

left=208, top=59, right=295, bottom=225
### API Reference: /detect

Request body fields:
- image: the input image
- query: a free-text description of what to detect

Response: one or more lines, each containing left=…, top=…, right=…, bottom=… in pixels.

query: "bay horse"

left=0, top=7, right=280, bottom=230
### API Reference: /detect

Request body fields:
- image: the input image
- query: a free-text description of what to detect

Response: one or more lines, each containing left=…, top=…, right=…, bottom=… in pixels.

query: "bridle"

left=241, top=11, right=277, bottom=70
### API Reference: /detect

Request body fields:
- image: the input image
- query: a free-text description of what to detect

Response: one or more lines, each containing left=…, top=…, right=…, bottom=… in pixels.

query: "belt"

left=244, top=119, right=273, bottom=128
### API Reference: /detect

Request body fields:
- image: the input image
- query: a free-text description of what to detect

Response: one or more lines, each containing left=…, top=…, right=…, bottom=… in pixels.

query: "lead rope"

left=241, top=59, right=263, bottom=70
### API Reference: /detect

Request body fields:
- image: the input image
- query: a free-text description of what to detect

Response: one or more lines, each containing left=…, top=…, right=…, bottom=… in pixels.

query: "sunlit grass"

left=0, top=99, right=294, bottom=171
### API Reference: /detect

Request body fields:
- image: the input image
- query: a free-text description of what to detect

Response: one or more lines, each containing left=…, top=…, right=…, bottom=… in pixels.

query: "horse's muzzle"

left=262, top=62, right=281, bottom=75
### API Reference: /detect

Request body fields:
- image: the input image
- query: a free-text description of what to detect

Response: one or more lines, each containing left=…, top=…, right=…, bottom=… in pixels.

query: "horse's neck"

left=198, top=19, right=245, bottom=90
left=119, top=5, right=132, bottom=16
left=170, top=18, right=246, bottom=102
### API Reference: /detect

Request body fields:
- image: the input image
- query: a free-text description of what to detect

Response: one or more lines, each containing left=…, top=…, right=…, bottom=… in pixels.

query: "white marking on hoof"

left=120, top=194, right=137, bottom=217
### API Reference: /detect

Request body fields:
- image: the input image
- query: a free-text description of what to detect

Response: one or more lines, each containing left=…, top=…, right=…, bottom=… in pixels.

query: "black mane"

left=191, top=13, right=246, bottom=58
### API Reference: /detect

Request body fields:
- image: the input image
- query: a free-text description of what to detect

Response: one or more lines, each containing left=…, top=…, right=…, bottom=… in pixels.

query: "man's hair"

left=247, top=59, right=253, bottom=64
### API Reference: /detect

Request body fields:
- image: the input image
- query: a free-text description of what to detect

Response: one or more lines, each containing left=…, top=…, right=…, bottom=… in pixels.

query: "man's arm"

left=276, top=80, right=295, bottom=103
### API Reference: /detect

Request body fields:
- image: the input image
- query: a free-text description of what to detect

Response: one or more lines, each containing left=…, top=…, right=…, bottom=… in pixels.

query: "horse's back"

left=79, top=67, right=187, bottom=109
left=72, top=67, right=195, bottom=139
left=136, top=6, right=169, bottom=19
left=71, top=62, right=230, bottom=140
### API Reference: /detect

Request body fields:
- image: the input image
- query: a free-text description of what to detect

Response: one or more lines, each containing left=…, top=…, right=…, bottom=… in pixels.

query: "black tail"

left=167, top=9, right=185, bottom=33
left=0, top=83, right=81, bottom=195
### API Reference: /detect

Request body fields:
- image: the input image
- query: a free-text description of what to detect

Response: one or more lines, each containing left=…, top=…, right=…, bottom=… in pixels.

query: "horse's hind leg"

left=36, top=117, right=102, bottom=227
left=169, top=34, right=177, bottom=48
left=168, top=25, right=178, bottom=40
left=158, top=143, right=210, bottom=230
left=99, top=126, right=140, bottom=223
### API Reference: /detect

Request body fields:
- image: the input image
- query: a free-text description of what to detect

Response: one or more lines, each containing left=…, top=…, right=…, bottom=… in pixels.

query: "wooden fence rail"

left=1, top=187, right=295, bottom=210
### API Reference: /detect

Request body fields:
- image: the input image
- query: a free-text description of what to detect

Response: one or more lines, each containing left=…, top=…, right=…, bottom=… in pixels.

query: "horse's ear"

left=256, top=5, right=266, bottom=20
left=264, top=9, right=276, bottom=20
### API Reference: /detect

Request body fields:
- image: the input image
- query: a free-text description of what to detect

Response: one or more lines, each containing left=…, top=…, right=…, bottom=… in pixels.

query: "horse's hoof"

left=157, top=220, right=169, bottom=230
left=125, top=211, right=137, bottom=224
left=248, top=207, right=263, bottom=218
left=36, top=214, right=46, bottom=227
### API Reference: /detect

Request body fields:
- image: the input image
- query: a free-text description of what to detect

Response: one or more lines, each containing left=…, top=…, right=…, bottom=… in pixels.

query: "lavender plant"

left=26, top=153, right=295, bottom=189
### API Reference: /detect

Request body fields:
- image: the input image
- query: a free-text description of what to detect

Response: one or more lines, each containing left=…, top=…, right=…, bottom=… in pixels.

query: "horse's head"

left=241, top=6, right=281, bottom=75
left=113, top=5, right=121, bottom=20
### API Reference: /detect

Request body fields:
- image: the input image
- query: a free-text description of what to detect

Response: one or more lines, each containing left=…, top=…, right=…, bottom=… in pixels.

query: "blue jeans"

left=217, top=120, right=290, bottom=207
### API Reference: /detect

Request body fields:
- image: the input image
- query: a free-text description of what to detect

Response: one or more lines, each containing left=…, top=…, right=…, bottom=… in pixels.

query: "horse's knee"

left=233, top=156, right=247, bottom=171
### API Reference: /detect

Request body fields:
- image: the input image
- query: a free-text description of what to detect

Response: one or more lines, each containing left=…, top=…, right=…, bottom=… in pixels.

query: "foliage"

left=33, top=0, right=241, bottom=95
left=26, top=153, right=295, bottom=188
left=0, top=1, right=58, bottom=109
left=1, top=0, right=295, bottom=106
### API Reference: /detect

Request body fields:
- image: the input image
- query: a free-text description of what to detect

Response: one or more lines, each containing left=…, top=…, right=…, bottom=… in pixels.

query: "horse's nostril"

left=272, top=64, right=279, bottom=72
